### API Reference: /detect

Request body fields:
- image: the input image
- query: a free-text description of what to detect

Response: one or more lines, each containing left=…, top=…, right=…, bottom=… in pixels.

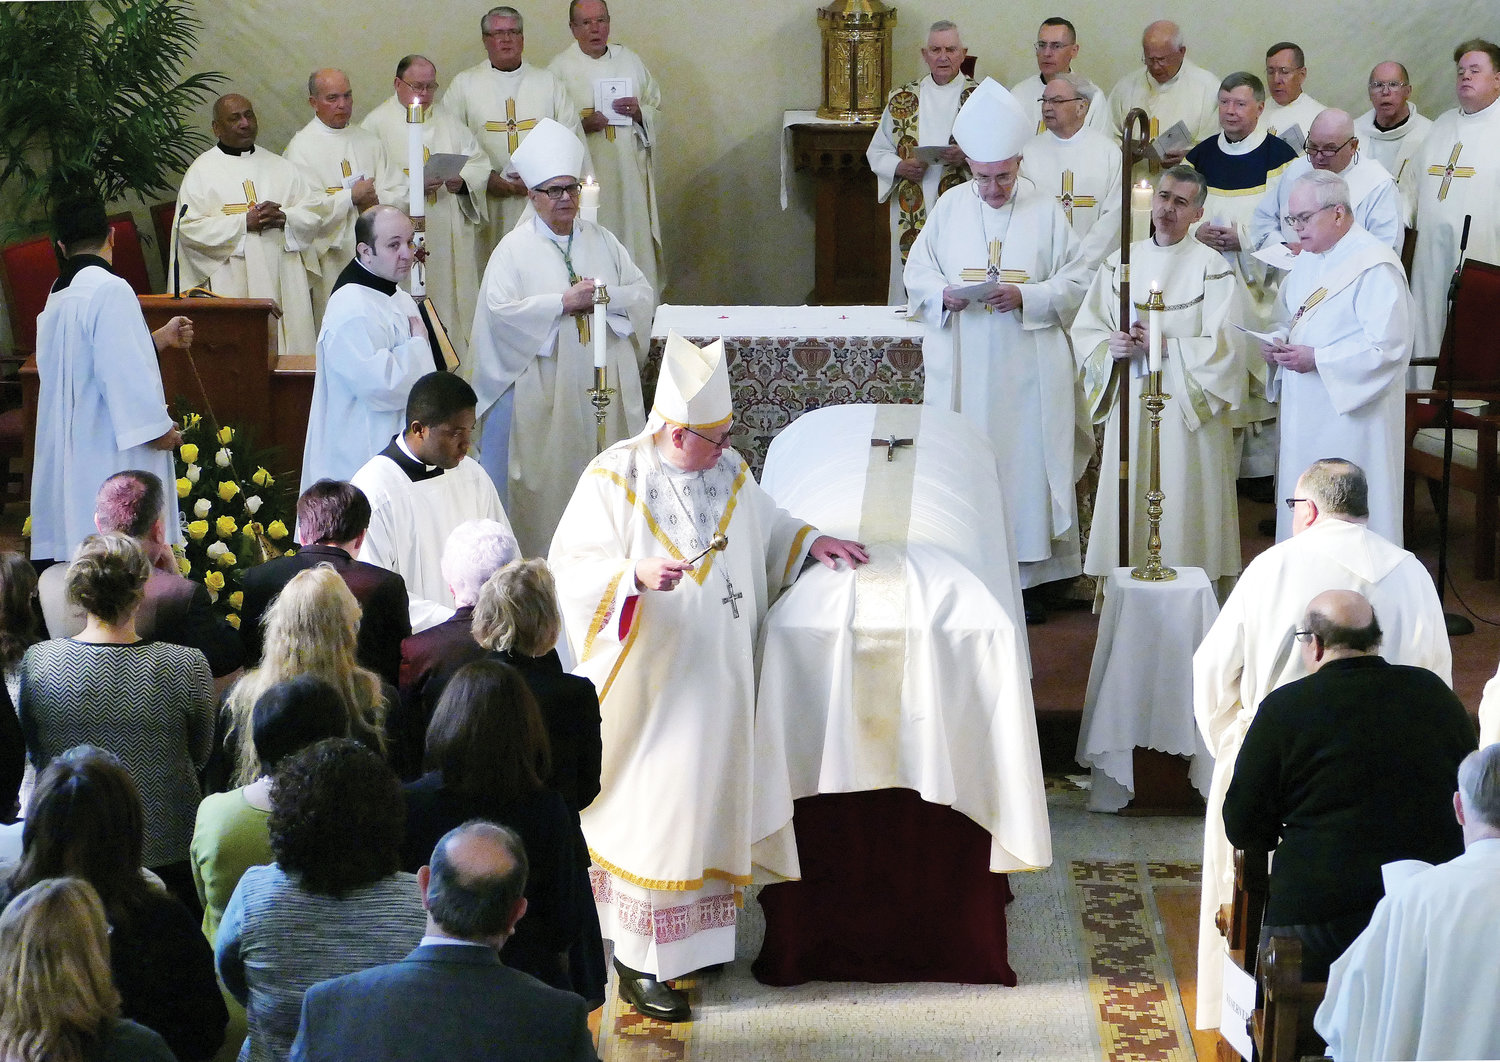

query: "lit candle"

left=1130, top=179, right=1152, bottom=241
left=579, top=175, right=600, bottom=224
left=405, top=103, right=426, bottom=297
left=593, top=285, right=608, bottom=368
left=1148, top=282, right=1163, bottom=373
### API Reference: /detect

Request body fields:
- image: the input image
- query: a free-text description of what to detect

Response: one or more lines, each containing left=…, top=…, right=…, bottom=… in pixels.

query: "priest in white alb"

left=548, top=0, right=663, bottom=295
left=865, top=20, right=976, bottom=305
left=467, top=118, right=653, bottom=557
left=1073, top=165, right=1249, bottom=591
left=363, top=55, right=490, bottom=366
left=1408, top=40, right=1500, bottom=373
left=548, top=334, right=867, bottom=1022
left=171, top=93, right=340, bottom=357
left=904, top=78, right=1091, bottom=612
left=1106, top=21, right=1220, bottom=153
left=1259, top=43, right=1325, bottom=152
left=284, top=68, right=404, bottom=320
left=1355, top=60, right=1432, bottom=218
left=1263, top=171, right=1412, bottom=544
left=445, top=6, right=589, bottom=269
left=1009, top=18, right=1111, bottom=138
left=1190, top=457, right=1451, bottom=1032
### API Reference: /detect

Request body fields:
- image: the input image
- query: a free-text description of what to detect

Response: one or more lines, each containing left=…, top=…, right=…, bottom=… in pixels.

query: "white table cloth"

left=650, top=303, right=921, bottom=340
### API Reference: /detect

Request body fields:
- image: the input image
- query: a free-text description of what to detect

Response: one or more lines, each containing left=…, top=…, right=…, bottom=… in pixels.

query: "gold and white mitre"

left=510, top=116, right=586, bottom=189
left=951, top=77, right=1032, bottom=164
left=650, top=331, right=732, bottom=432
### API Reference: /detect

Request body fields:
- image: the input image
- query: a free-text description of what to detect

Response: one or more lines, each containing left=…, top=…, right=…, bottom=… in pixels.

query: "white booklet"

left=1252, top=242, right=1299, bottom=271
left=1278, top=124, right=1307, bottom=155
left=423, top=153, right=469, bottom=183
left=913, top=144, right=949, bottom=164
left=595, top=77, right=634, bottom=126
left=948, top=279, right=1001, bottom=300
left=1147, top=120, right=1193, bottom=163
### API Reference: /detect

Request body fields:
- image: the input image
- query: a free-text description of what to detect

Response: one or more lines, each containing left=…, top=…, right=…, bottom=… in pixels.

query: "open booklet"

left=422, top=153, right=469, bottom=183
left=948, top=279, right=1001, bottom=300
left=1277, top=124, right=1307, bottom=155
left=913, top=144, right=950, bottom=165
left=1146, top=120, right=1193, bottom=163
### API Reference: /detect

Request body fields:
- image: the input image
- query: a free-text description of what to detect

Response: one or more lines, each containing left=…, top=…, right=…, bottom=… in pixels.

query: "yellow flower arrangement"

left=217, top=426, right=234, bottom=444
left=215, top=515, right=238, bottom=538
left=217, top=480, right=240, bottom=502
left=267, top=520, right=289, bottom=540
left=186, top=520, right=209, bottom=541
left=176, top=477, right=191, bottom=498
left=179, top=442, right=199, bottom=463
left=204, top=570, right=225, bottom=592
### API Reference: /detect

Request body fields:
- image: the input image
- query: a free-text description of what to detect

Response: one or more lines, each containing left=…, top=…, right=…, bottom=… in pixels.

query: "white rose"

left=193, top=499, right=212, bottom=519
left=186, top=463, right=201, bottom=483
left=244, top=495, right=263, bottom=515
left=205, top=541, right=229, bottom=560
left=215, top=447, right=233, bottom=468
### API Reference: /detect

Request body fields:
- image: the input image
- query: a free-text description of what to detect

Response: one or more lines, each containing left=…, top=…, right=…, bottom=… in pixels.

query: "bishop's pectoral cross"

left=721, top=578, right=743, bottom=618
left=1056, top=170, right=1096, bottom=224
left=485, top=98, right=538, bottom=152
left=325, top=159, right=353, bottom=195
left=1429, top=143, right=1476, bottom=201
left=220, top=180, right=257, bottom=216
left=960, top=239, right=1030, bottom=312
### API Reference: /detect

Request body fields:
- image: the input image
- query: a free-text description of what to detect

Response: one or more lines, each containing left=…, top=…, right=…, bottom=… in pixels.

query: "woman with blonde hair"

left=0, top=877, right=174, bottom=1062
left=223, top=565, right=391, bottom=785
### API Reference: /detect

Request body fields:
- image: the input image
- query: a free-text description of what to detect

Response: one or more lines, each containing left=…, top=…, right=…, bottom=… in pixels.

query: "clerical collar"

left=1217, top=127, right=1266, bottom=155
left=331, top=258, right=398, bottom=297
left=1371, top=110, right=1411, bottom=133
left=314, top=117, right=350, bottom=134
left=216, top=142, right=256, bottom=157
left=531, top=216, right=573, bottom=245
left=379, top=435, right=444, bottom=482
left=52, top=253, right=112, bottom=293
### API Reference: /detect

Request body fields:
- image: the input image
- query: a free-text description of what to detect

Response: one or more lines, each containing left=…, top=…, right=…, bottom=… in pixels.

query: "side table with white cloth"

left=750, top=403, right=1051, bottom=986
left=1078, top=567, right=1217, bottom=813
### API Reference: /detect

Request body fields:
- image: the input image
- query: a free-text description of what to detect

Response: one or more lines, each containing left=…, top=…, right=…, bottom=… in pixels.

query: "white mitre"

left=646, top=331, right=732, bottom=435
left=510, top=117, right=585, bottom=189
left=952, top=77, right=1032, bottom=163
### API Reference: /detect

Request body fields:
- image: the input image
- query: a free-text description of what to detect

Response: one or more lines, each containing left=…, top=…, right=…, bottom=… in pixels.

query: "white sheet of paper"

left=1148, top=120, right=1193, bottom=162
left=423, top=153, right=468, bottom=183
left=1252, top=242, right=1299, bottom=271
left=948, top=279, right=1001, bottom=300
left=914, top=144, right=949, bottom=164
left=1232, top=322, right=1286, bottom=345
left=595, top=77, right=634, bottom=127
left=1278, top=124, right=1307, bottom=155
left=340, top=171, right=367, bottom=191
left=1220, top=949, right=1257, bottom=1060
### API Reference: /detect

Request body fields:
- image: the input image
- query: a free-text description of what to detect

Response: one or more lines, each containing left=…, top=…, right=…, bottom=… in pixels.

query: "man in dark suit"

left=1223, top=588, right=1477, bottom=981
left=290, top=820, right=598, bottom=1062
left=38, top=470, right=244, bottom=689
left=240, top=480, right=410, bottom=686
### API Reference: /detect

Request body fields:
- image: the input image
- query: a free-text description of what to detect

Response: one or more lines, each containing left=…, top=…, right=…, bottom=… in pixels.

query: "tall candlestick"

left=580, top=176, right=600, bottom=224
left=1147, top=282, right=1164, bottom=373
left=592, top=283, right=609, bottom=368
left=405, top=102, right=426, bottom=297
left=1130, top=179, right=1152, bottom=243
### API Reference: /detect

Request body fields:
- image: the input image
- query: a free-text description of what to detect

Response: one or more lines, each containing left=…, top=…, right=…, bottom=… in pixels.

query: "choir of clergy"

left=1008, top=18, right=1112, bottom=139
left=1259, top=42, right=1325, bottom=151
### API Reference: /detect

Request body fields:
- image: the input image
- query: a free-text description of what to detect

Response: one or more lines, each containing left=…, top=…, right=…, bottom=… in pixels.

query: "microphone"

left=1449, top=214, right=1472, bottom=305
left=172, top=202, right=188, bottom=299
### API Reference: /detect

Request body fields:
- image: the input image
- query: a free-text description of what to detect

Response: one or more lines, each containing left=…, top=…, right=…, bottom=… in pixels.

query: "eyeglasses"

left=483, top=27, right=523, bottom=38
left=1306, top=137, right=1355, bottom=158
left=1293, top=628, right=1318, bottom=644
left=1034, top=41, right=1072, bottom=52
left=1283, top=496, right=1309, bottom=510
left=398, top=76, right=439, bottom=93
left=682, top=424, right=733, bottom=448
left=537, top=182, right=583, bottom=200
left=972, top=173, right=1017, bottom=189
left=1266, top=66, right=1303, bottom=77
left=1283, top=204, right=1337, bottom=228
left=1039, top=95, right=1085, bottom=105
left=1368, top=80, right=1408, bottom=92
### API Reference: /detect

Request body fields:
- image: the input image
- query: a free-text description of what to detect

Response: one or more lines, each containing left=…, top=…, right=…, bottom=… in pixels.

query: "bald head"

left=308, top=68, right=353, bottom=129
left=212, top=93, right=257, bottom=150
left=1367, top=61, right=1413, bottom=126
left=1302, top=589, right=1383, bottom=666
left=1306, top=108, right=1358, bottom=172
left=1306, top=589, right=1375, bottom=632
left=421, top=820, right=529, bottom=945
left=1142, top=21, right=1186, bottom=84
left=1309, top=108, right=1354, bottom=141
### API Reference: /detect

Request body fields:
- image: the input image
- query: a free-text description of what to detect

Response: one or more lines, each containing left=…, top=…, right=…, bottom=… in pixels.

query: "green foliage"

left=0, top=0, right=224, bottom=234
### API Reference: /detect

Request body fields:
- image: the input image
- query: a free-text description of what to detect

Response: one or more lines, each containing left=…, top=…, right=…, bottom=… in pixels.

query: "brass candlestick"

left=587, top=281, right=614, bottom=454
left=1131, top=367, right=1176, bottom=582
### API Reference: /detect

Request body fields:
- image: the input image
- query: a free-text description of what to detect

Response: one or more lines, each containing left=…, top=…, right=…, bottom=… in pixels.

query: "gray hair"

left=440, top=520, right=519, bottom=608
left=1458, top=745, right=1500, bottom=831
left=1304, top=599, right=1383, bottom=653
left=929, top=20, right=960, bottom=37
left=1295, top=169, right=1353, bottom=210
left=482, top=5, right=522, bottom=32
left=426, top=820, right=529, bottom=938
left=306, top=69, right=346, bottom=99
left=1220, top=71, right=1267, bottom=104
left=1143, top=20, right=1184, bottom=52
left=1298, top=458, right=1369, bottom=518
left=1160, top=164, right=1208, bottom=207
left=1047, top=72, right=1096, bottom=100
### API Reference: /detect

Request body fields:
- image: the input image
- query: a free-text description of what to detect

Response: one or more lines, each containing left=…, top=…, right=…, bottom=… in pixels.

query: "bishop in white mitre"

left=1408, top=43, right=1500, bottom=374
left=172, top=93, right=341, bottom=357
left=1073, top=165, right=1249, bottom=589
left=1191, top=456, right=1451, bottom=1031
left=444, top=8, right=590, bottom=271
left=904, top=78, right=1092, bottom=590
left=362, top=56, right=490, bottom=366
left=548, top=0, right=664, bottom=295
left=467, top=119, right=653, bottom=557
left=284, top=68, right=404, bottom=321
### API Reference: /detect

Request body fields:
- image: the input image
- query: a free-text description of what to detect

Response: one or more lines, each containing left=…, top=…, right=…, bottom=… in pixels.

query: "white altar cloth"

left=650, top=303, right=921, bottom=340
left=1077, top=567, right=1217, bottom=812
left=751, top=404, right=1052, bottom=877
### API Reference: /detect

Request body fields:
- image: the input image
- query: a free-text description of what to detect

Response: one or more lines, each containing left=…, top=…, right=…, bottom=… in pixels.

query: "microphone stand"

left=1436, top=214, right=1473, bottom=637
left=171, top=202, right=188, bottom=298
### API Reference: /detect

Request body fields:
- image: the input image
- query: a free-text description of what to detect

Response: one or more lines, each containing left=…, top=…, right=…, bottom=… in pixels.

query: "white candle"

left=1148, top=282, right=1163, bottom=373
left=580, top=176, right=600, bottom=224
left=593, top=287, right=607, bottom=368
left=1130, top=179, right=1152, bottom=241
left=406, top=104, right=426, bottom=296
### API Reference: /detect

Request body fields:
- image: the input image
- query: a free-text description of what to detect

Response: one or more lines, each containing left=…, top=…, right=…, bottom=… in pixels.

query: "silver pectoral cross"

left=721, top=577, right=744, bottom=618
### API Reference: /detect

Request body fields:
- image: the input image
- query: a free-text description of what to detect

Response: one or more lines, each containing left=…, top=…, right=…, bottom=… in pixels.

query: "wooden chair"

left=1251, top=937, right=1328, bottom=1062
left=106, top=212, right=152, bottom=295
left=1404, top=258, right=1500, bottom=578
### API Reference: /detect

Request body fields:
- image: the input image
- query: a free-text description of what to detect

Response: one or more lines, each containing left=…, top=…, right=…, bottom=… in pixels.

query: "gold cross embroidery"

left=325, top=159, right=353, bottom=195
left=1056, top=171, right=1097, bottom=224
left=1428, top=143, right=1476, bottom=201
left=484, top=98, right=538, bottom=152
left=1292, top=286, right=1327, bottom=323
left=402, top=147, right=437, bottom=202
left=221, top=180, right=257, bottom=215
left=960, top=239, right=1029, bottom=311
left=1147, top=117, right=1162, bottom=174
left=582, top=108, right=616, bottom=142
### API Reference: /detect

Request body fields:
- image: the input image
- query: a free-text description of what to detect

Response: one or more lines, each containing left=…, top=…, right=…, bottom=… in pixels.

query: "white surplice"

left=1073, top=237, right=1249, bottom=581
left=548, top=42, right=663, bottom=295
left=362, top=96, right=491, bottom=367
left=443, top=60, right=590, bottom=266
left=351, top=440, right=512, bottom=632
left=1478, top=666, right=1500, bottom=747
left=1010, top=72, right=1112, bottom=138
left=549, top=436, right=817, bottom=979
left=1249, top=155, right=1403, bottom=255
left=300, top=270, right=434, bottom=492
left=1190, top=515, right=1451, bottom=1030
left=1268, top=225, right=1412, bottom=543
left=1315, top=839, right=1500, bottom=1062
left=466, top=217, right=653, bottom=556
left=171, top=145, right=340, bottom=357
left=904, top=182, right=1092, bottom=587
left=1355, top=105, right=1433, bottom=189
left=29, top=261, right=179, bottom=562
left=1105, top=59, right=1221, bottom=143
left=1020, top=126, right=1123, bottom=280
left=283, top=118, right=404, bottom=320
left=1260, top=92, right=1326, bottom=151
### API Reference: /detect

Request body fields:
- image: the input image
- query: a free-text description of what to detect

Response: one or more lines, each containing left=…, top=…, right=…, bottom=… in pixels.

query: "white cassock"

left=362, top=96, right=490, bottom=366
left=1020, top=127, right=1123, bottom=280
left=444, top=60, right=590, bottom=266
left=1072, top=237, right=1249, bottom=583
left=548, top=436, right=817, bottom=980
left=548, top=42, right=663, bottom=295
left=283, top=118, right=405, bottom=320
left=300, top=267, right=435, bottom=492
left=1260, top=93, right=1326, bottom=152
left=905, top=183, right=1091, bottom=588
left=1190, top=515, right=1451, bottom=1030
left=1408, top=99, right=1500, bottom=371
left=29, top=261, right=180, bottom=563
left=1355, top=105, right=1433, bottom=226
left=1478, top=667, right=1500, bottom=746
left=351, top=439, right=512, bottom=632
left=866, top=74, right=972, bottom=305
left=1105, top=59, right=1221, bottom=143
left=171, top=145, right=340, bottom=357
left=1249, top=155, right=1403, bottom=255
left=1269, top=225, right=1412, bottom=543
left=466, top=217, right=653, bottom=557
left=1315, top=839, right=1500, bottom=1062
left=1010, top=72, right=1112, bottom=138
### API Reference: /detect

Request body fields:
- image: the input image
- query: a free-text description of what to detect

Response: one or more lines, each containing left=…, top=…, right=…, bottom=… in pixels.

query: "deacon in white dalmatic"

left=467, top=117, right=653, bottom=557
left=548, top=335, right=866, bottom=1023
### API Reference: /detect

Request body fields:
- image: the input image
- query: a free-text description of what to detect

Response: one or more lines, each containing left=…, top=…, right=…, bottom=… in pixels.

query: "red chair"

left=0, top=234, right=58, bottom=359
left=107, top=212, right=152, bottom=295
left=150, top=200, right=177, bottom=278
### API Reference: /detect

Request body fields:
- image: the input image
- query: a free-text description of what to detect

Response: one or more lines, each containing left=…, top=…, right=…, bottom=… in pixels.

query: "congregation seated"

left=216, top=738, right=426, bottom=1062
left=0, top=877, right=176, bottom=1062
left=220, top=566, right=393, bottom=789
left=19, top=533, right=215, bottom=909
left=0, top=553, right=40, bottom=826
left=1, top=746, right=228, bottom=1060
left=401, top=660, right=598, bottom=1002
